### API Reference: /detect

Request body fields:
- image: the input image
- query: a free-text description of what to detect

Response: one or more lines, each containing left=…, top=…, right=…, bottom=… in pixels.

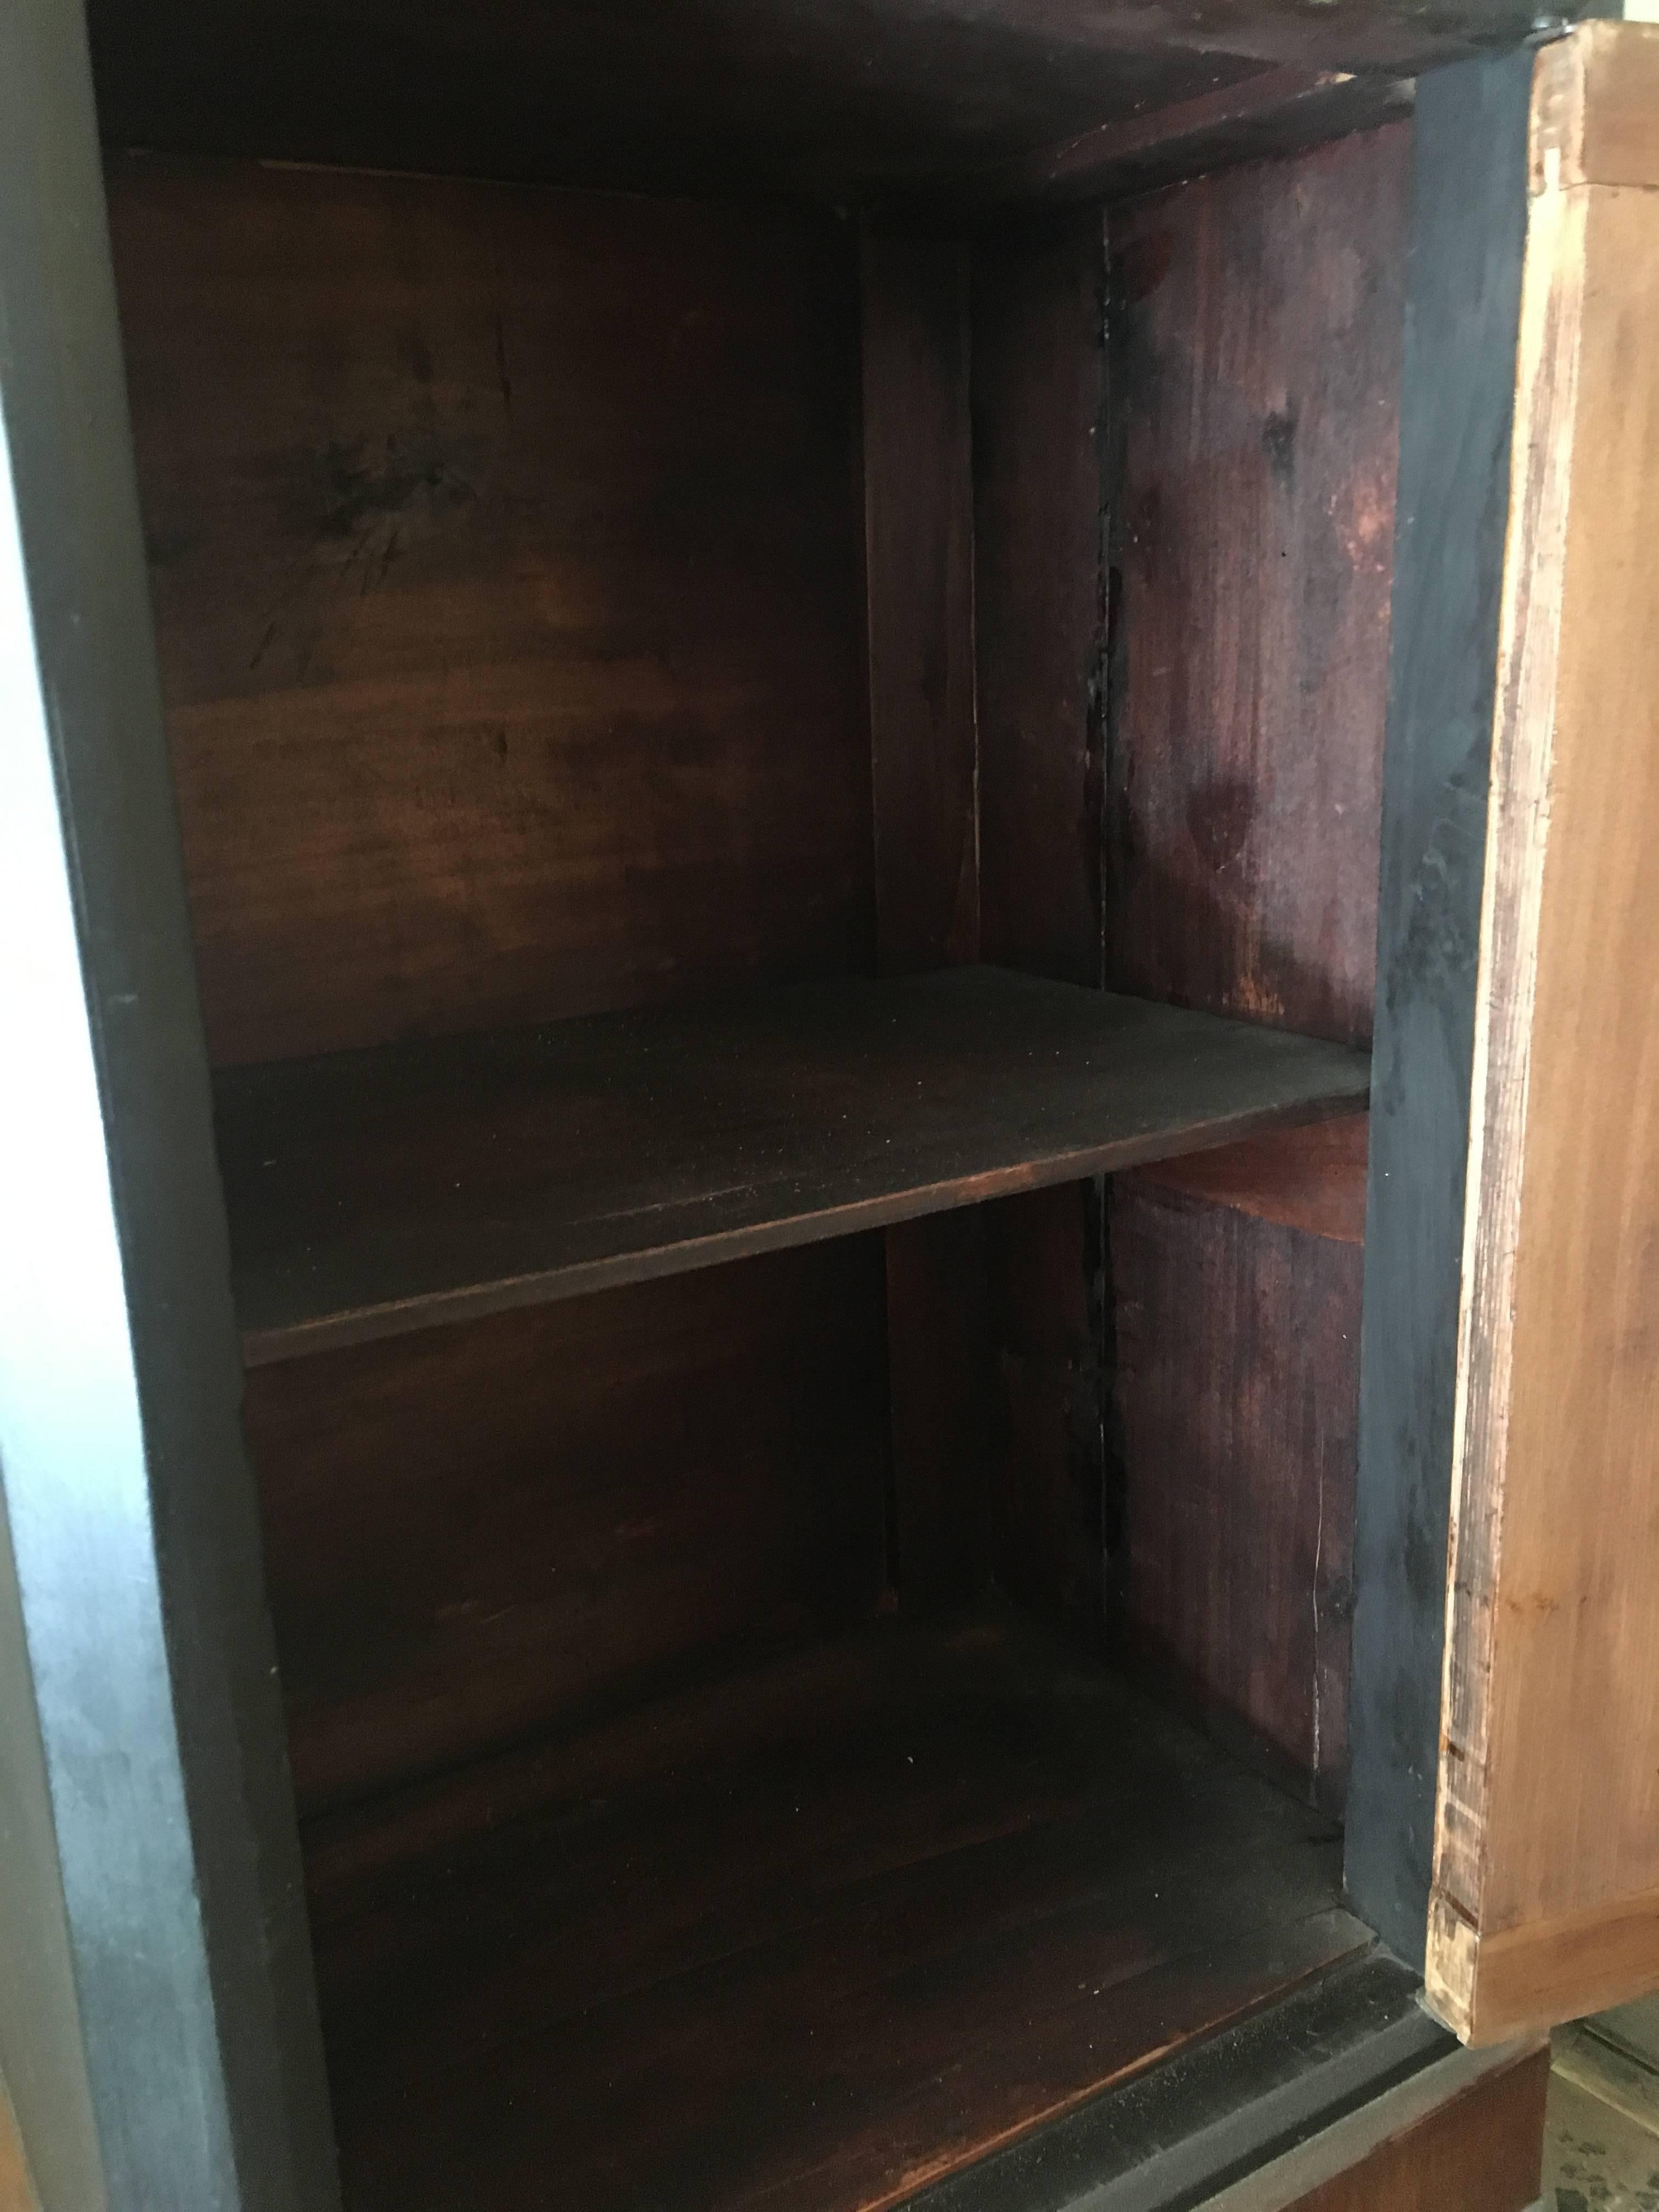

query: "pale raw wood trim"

left=1428, top=162, right=1588, bottom=2040
left=1532, top=22, right=1659, bottom=194
left=1430, top=140, right=1659, bottom=2042
left=1432, top=1883, right=1659, bottom=2046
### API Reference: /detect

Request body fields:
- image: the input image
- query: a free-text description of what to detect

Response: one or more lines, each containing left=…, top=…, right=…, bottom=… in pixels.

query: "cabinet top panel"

left=86, top=0, right=1577, bottom=206
left=218, top=964, right=1369, bottom=1364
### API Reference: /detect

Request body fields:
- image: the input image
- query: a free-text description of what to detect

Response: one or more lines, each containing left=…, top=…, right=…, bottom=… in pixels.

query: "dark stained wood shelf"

left=302, top=1602, right=1370, bottom=2212
left=217, top=966, right=1369, bottom=1364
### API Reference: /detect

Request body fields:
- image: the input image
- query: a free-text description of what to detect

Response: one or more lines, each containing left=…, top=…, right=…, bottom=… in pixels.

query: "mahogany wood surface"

left=302, top=1605, right=1366, bottom=2212
left=1103, top=128, right=1407, bottom=1790
left=244, top=1241, right=889, bottom=1815
left=219, top=967, right=1368, bottom=1366
left=1113, top=1182, right=1362, bottom=1809
left=108, top=153, right=872, bottom=1067
left=1127, top=1113, right=1368, bottom=1245
left=1107, top=126, right=1409, bottom=1045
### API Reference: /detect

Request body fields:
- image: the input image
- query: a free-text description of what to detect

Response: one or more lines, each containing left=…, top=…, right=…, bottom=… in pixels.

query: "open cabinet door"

left=1426, top=20, right=1659, bottom=2046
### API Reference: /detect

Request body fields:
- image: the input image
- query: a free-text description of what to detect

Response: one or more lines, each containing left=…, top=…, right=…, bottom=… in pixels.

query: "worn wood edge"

left=1198, top=2037, right=1548, bottom=2210
left=972, top=69, right=1413, bottom=209
left=238, top=1085, right=1369, bottom=1366
left=1532, top=21, right=1659, bottom=194
left=1427, top=1882, right=1659, bottom=2043
left=1427, top=150, right=1588, bottom=2030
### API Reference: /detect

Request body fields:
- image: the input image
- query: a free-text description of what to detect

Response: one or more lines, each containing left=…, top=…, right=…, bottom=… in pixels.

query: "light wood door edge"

left=1430, top=1886, right=1659, bottom=2048
left=1427, top=47, right=1590, bottom=2049
left=1427, top=30, right=1659, bottom=2047
left=1533, top=21, right=1659, bottom=194
left=1197, top=2038, right=1547, bottom=2211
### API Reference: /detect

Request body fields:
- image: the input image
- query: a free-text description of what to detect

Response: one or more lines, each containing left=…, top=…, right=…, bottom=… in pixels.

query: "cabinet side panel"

left=107, top=154, right=872, bottom=1065
left=1346, top=48, right=1533, bottom=1970
left=1108, top=125, right=1407, bottom=1048
left=1106, top=126, right=1407, bottom=1796
left=1113, top=1186, right=1360, bottom=1807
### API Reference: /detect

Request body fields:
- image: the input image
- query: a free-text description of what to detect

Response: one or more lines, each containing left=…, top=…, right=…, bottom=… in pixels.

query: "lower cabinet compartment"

left=298, top=1601, right=1368, bottom=2210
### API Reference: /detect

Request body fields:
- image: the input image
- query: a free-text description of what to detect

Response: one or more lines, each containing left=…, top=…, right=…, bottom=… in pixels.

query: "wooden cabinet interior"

left=68, top=7, right=1537, bottom=2204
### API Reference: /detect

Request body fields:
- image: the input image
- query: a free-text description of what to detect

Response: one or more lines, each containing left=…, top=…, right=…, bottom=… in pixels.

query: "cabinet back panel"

left=243, top=1240, right=889, bottom=1817
left=106, top=154, right=872, bottom=1066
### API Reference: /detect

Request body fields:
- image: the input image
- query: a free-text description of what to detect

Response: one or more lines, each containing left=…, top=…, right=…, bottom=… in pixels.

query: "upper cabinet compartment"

left=87, top=0, right=1578, bottom=208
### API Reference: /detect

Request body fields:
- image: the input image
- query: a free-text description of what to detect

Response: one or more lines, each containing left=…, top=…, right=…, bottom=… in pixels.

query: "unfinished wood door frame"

left=1427, top=20, right=1659, bottom=2043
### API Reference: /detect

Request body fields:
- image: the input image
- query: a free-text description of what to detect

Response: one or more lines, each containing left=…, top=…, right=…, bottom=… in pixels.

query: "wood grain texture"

left=1221, top=2044, right=1549, bottom=2212
left=862, top=231, right=978, bottom=974
left=1533, top=20, right=1659, bottom=195
left=1429, top=123, right=1659, bottom=2041
left=1127, top=1114, right=1368, bottom=1245
left=84, top=0, right=1571, bottom=208
left=219, top=967, right=1369, bottom=1365
left=1104, top=133, right=1401, bottom=1802
left=1108, top=123, right=1408, bottom=1046
left=244, top=1242, right=888, bottom=1815
left=1113, top=1183, right=1361, bottom=1809
left=301, top=1604, right=1364, bottom=2212
left=108, top=153, right=871, bottom=1065
left=974, top=213, right=1106, bottom=996
left=861, top=228, right=992, bottom=1615
left=1344, top=47, right=1536, bottom=1974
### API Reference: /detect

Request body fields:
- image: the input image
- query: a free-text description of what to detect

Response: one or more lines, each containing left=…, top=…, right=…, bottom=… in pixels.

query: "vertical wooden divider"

left=973, top=214, right=1111, bottom=1640
left=859, top=229, right=991, bottom=1610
